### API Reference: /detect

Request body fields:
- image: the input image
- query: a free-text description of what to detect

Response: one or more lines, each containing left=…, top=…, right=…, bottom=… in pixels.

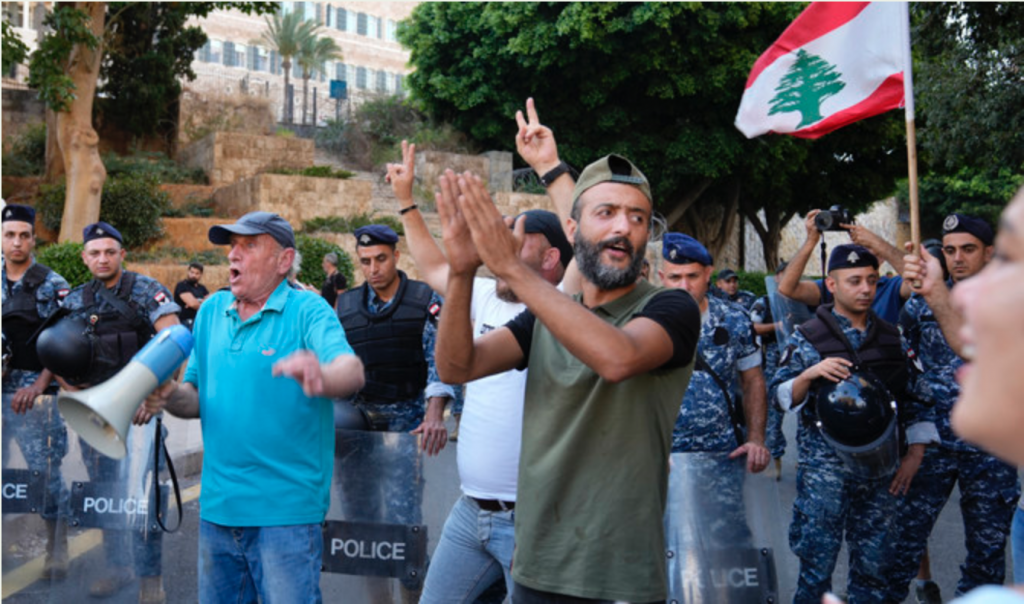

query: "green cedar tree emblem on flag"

left=768, top=49, right=846, bottom=128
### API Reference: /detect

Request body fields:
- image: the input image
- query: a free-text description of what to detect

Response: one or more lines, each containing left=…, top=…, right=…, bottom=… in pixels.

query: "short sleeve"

left=633, top=289, right=700, bottom=369
left=504, top=308, right=537, bottom=369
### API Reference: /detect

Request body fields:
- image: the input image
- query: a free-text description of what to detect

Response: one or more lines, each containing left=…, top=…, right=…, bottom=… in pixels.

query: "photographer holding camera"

left=776, top=208, right=910, bottom=323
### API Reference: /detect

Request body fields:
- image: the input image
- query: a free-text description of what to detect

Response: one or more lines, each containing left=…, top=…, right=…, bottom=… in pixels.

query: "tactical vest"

left=797, top=304, right=906, bottom=422
left=2, top=263, right=53, bottom=372
left=337, top=272, right=433, bottom=404
left=80, top=272, right=156, bottom=384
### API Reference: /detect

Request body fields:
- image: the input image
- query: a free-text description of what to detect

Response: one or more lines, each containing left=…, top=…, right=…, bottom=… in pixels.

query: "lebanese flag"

left=735, top=2, right=906, bottom=139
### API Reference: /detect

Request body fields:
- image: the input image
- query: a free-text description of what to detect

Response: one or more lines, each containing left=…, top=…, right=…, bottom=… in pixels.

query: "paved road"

left=2, top=413, right=1018, bottom=603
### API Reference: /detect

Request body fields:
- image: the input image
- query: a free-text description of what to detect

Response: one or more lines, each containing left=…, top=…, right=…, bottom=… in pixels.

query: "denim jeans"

left=1013, top=504, right=1024, bottom=585
left=420, top=495, right=515, bottom=603
left=198, top=520, right=323, bottom=604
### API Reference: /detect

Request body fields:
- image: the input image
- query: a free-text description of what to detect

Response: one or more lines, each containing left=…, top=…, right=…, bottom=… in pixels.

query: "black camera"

left=814, top=205, right=854, bottom=232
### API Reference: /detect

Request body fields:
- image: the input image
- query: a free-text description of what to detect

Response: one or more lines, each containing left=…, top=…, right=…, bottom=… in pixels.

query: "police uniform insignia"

left=428, top=302, right=441, bottom=323
left=57, top=288, right=69, bottom=300
left=3, top=209, right=11, bottom=219
left=96, top=227, right=105, bottom=236
left=779, top=343, right=795, bottom=366
left=669, top=249, right=677, bottom=260
left=359, top=234, right=371, bottom=245
left=847, top=250, right=860, bottom=264
left=154, top=291, right=168, bottom=304
left=943, top=214, right=959, bottom=231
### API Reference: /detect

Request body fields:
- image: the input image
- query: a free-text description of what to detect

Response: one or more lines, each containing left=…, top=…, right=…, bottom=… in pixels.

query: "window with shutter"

left=357, top=12, right=367, bottom=35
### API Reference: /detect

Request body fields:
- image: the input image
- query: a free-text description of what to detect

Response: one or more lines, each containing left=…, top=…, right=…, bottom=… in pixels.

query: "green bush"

left=35, top=241, right=91, bottom=288
left=315, top=119, right=347, bottom=153
left=266, top=165, right=355, bottom=180
left=103, top=150, right=207, bottom=184
left=128, top=246, right=228, bottom=265
left=736, top=271, right=770, bottom=298
left=295, top=234, right=354, bottom=287
left=38, top=174, right=171, bottom=248
left=1, top=123, right=47, bottom=176
left=302, top=213, right=404, bottom=237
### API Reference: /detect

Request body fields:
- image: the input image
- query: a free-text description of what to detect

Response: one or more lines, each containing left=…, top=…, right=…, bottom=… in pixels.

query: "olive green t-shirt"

left=507, top=281, right=697, bottom=602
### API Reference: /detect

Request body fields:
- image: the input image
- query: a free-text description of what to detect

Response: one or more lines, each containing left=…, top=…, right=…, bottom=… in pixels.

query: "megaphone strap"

left=153, top=417, right=183, bottom=533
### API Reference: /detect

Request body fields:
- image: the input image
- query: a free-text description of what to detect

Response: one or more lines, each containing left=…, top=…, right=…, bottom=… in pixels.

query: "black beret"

left=828, top=244, right=878, bottom=273
left=2, top=204, right=35, bottom=225
left=942, top=213, right=994, bottom=246
left=354, top=224, right=400, bottom=247
left=83, top=221, right=124, bottom=245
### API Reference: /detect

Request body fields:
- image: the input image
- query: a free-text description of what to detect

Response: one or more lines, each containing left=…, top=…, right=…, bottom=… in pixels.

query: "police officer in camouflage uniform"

left=710, top=267, right=756, bottom=310
left=750, top=261, right=790, bottom=471
left=660, top=234, right=769, bottom=547
left=770, top=244, right=938, bottom=604
left=883, top=214, right=1021, bottom=603
left=57, top=222, right=180, bottom=603
left=335, top=224, right=454, bottom=598
left=2, top=204, right=71, bottom=580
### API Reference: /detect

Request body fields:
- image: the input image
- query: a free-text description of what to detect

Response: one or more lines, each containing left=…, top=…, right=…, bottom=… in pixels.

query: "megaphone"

left=57, top=325, right=194, bottom=459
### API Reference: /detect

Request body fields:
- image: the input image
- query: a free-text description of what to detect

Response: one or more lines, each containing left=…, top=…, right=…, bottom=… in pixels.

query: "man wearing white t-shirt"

left=386, top=140, right=571, bottom=601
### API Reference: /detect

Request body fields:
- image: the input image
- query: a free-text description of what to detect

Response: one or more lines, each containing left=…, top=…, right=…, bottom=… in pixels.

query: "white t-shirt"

left=457, top=277, right=529, bottom=501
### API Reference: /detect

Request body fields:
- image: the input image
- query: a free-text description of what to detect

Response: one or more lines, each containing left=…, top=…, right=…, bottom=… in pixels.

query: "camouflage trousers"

left=882, top=446, right=1020, bottom=601
left=790, top=462, right=897, bottom=604
left=1, top=387, right=67, bottom=520
left=765, top=396, right=787, bottom=460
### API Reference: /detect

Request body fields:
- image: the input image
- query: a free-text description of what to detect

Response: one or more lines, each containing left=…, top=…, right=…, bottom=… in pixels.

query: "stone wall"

left=178, top=87, right=277, bottom=146
left=416, top=151, right=491, bottom=193
left=492, top=192, right=557, bottom=217
left=1, top=88, right=45, bottom=149
left=213, top=173, right=373, bottom=225
left=160, top=184, right=216, bottom=211
left=158, top=218, right=229, bottom=253
left=127, top=262, right=231, bottom=294
left=177, top=132, right=315, bottom=186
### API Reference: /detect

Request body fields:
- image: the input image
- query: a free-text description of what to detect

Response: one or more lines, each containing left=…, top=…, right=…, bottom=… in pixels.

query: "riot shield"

left=766, top=277, right=813, bottom=346
left=322, top=429, right=461, bottom=602
left=3, top=398, right=174, bottom=604
left=664, top=452, right=796, bottom=604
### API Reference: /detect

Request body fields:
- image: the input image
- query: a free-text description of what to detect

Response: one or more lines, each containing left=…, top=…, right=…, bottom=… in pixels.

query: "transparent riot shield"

left=766, top=277, right=813, bottom=345
left=3, top=398, right=175, bottom=603
left=664, top=452, right=796, bottom=604
left=322, top=429, right=461, bottom=602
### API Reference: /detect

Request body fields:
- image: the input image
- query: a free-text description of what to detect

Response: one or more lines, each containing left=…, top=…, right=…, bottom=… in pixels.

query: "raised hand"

left=453, top=171, right=524, bottom=278
left=435, top=170, right=483, bottom=276
left=385, top=139, right=417, bottom=208
left=903, top=242, right=942, bottom=297
left=515, top=97, right=561, bottom=175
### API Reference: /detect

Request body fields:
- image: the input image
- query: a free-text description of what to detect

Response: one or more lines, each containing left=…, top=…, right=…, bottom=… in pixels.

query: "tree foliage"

left=26, top=5, right=101, bottom=113
left=398, top=2, right=906, bottom=267
left=255, top=9, right=317, bottom=123
left=2, top=20, right=29, bottom=73
left=906, top=2, right=1024, bottom=234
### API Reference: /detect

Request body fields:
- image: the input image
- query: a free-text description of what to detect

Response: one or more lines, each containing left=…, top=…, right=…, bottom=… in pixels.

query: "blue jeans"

left=420, top=495, right=515, bottom=604
left=198, top=520, right=323, bottom=604
left=1013, top=504, right=1024, bottom=585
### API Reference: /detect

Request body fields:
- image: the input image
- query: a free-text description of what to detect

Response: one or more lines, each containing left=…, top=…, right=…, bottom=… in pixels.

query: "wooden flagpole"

left=901, top=2, right=921, bottom=258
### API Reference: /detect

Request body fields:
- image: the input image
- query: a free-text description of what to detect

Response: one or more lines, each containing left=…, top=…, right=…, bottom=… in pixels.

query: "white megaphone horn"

left=58, top=325, right=194, bottom=459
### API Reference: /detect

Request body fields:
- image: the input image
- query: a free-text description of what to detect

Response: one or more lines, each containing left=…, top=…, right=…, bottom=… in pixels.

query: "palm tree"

left=297, top=35, right=343, bottom=125
left=253, top=10, right=317, bottom=123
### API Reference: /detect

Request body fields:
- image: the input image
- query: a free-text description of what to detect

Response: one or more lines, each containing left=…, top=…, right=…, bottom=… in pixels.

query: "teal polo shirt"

left=184, top=279, right=354, bottom=526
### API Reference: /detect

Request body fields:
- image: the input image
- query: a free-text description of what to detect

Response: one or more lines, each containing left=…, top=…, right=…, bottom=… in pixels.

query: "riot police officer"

left=750, top=261, right=790, bottom=475
left=770, top=244, right=938, bottom=604
left=2, top=204, right=71, bottom=579
left=883, top=214, right=1021, bottom=602
left=54, top=222, right=179, bottom=603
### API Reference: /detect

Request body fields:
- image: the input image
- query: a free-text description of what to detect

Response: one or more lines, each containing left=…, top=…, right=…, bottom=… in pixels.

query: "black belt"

left=471, top=497, right=515, bottom=512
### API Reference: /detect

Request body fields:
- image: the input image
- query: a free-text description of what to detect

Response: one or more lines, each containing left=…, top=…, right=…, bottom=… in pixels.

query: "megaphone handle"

left=153, top=417, right=183, bottom=533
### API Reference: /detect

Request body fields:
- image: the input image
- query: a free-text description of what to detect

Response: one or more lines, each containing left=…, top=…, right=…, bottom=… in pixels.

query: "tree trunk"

left=43, top=109, right=65, bottom=183
left=742, top=200, right=795, bottom=273
left=57, top=2, right=106, bottom=243
left=673, top=180, right=740, bottom=267
left=282, top=58, right=292, bottom=122
left=302, top=74, right=310, bottom=125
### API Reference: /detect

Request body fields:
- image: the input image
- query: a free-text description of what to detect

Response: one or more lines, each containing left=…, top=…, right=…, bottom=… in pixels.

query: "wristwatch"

left=539, top=162, right=570, bottom=187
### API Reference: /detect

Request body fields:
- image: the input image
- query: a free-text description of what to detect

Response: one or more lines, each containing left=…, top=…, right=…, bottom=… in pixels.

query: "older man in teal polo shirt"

left=148, top=211, right=365, bottom=603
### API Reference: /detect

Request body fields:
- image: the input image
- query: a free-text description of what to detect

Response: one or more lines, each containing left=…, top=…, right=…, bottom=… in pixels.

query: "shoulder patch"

left=154, top=291, right=168, bottom=304
left=57, top=288, right=69, bottom=300
left=428, top=302, right=441, bottom=322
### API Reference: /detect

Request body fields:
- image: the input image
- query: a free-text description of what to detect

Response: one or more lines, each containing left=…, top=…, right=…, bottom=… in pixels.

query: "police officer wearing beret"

left=711, top=268, right=756, bottom=311
left=2, top=204, right=71, bottom=580
left=54, top=221, right=180, bottom=602
left=335, top=223, right=455, bottom=599
left=770, top=244, right=938, bottom=604
left=883, top=214, right=1021, bottom=603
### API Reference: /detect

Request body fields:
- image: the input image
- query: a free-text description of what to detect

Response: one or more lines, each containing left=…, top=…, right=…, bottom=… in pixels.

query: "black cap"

left=353, top=224, right=400, bottom=247
left=2, top=204, right=35, bottom=225
left=516, top=209, right=573, bottom=269
left=209, top=211, right=295, bottom=249
left=717, top=269, right=738, bottom=281
left=83, top=221, right=123, bottom=245
left=828, top=244, right=878, bottom=273
left=942, top=213, right=994, bottom=246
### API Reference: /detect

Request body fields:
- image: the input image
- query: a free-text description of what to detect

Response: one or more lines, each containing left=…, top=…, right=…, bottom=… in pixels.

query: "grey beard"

left=574, top=235, right=645, bottom=290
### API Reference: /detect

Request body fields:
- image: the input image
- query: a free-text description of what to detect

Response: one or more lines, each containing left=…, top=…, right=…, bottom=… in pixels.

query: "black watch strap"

left=539, top=162, right=570, bottom=187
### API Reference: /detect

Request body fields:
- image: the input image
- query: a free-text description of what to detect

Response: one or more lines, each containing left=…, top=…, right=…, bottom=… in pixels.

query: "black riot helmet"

left=815, top=371, right=899, bottom=479
left=36, top=317, right=94, bottom=386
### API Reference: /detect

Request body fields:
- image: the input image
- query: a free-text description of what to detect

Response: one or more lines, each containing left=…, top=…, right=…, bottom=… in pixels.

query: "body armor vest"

left=337, top=272, right=432, bottom=403
left=80, top=272, right=156, bottom=384
left=2, top=263, right=52, bottom=372
left=797, top=304, right=906, bottom=423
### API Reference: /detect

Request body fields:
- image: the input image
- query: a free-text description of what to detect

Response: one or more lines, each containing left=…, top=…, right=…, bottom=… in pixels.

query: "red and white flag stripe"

left=735, top=2, right=906, bottom=139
